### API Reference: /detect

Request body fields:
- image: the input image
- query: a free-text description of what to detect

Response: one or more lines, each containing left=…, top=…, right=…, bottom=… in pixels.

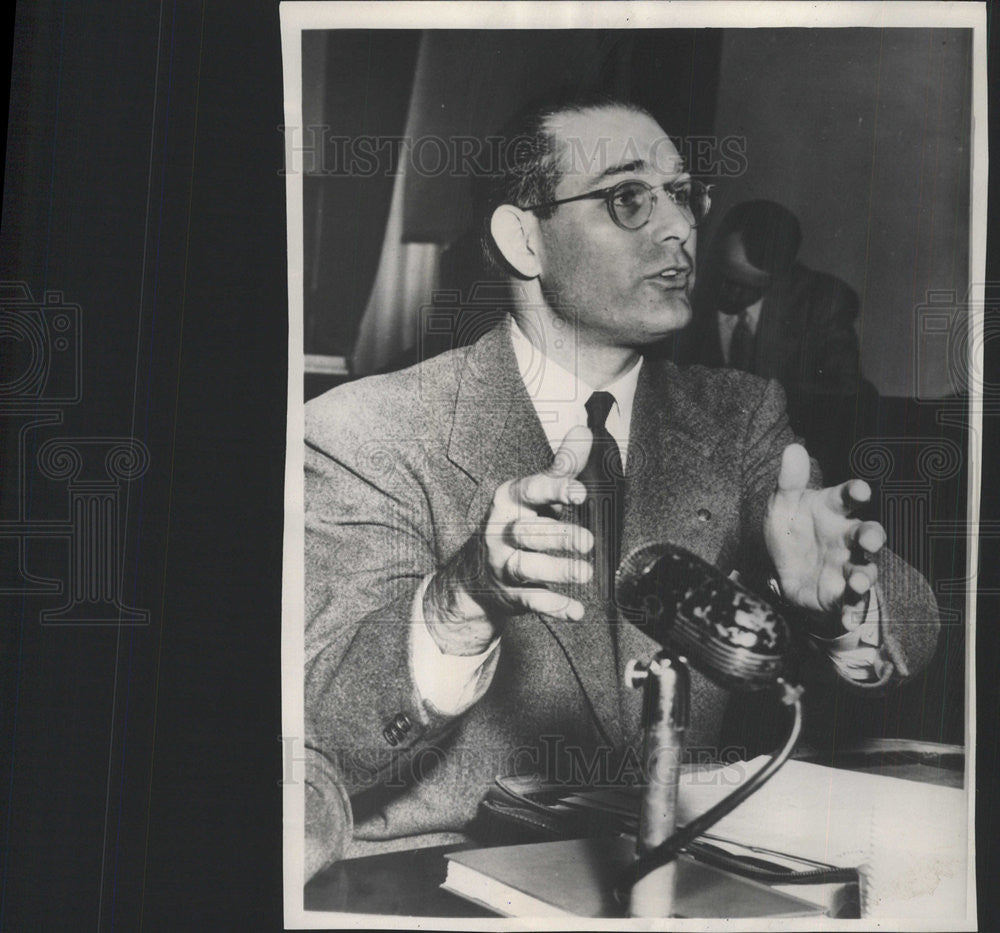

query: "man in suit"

left=302, top=98, right=939, bottom=877
left=675, top=199, right=870, bottom=481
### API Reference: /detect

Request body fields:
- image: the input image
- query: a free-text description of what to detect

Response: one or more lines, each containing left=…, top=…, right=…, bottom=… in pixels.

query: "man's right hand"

left=423, top=426, right=596, bottom=656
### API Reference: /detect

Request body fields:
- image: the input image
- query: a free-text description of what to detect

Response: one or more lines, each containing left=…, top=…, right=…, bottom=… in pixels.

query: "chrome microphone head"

left=616, top=542, right=791, bottom=692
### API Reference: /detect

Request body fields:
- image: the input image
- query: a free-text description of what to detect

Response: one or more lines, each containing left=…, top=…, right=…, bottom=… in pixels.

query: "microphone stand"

left=624, top=652, right=689, bottom=918
left=619, top=660, right=804, bottom=913
left=614, top=541, right=806, bottom=915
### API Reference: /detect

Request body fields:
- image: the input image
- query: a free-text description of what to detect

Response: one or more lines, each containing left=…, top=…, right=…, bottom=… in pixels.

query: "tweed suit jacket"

left=303, top=318, right=939, bottom=855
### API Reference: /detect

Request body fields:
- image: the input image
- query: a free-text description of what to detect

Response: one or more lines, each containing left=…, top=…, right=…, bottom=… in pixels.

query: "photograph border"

left=279, top=3, right=986, bottom=928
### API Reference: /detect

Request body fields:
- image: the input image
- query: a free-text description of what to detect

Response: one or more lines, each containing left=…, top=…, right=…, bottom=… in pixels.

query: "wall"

left=711, top=28, right=972, bottom=398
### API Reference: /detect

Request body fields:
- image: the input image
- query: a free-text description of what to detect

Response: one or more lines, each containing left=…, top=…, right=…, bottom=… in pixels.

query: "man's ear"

left=490, top=205, right=542, bottom=279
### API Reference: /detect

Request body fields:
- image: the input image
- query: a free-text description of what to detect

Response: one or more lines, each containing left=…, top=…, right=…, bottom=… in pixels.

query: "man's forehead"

left=546, top=106, right=684, bottom=186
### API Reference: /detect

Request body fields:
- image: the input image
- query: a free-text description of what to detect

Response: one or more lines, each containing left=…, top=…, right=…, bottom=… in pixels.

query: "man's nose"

left=647, top=190, right=694, bottom=242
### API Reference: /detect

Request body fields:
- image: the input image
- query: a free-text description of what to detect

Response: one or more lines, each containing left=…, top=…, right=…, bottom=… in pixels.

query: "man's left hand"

left=763, top=444, right=886, bottom=630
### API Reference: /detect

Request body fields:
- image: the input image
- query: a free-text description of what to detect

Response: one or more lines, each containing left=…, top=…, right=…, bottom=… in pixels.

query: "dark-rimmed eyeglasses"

left=524, top=178, right=712, bottom=231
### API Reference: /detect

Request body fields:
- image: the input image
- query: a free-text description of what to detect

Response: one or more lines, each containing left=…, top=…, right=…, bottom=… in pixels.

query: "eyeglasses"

left=524, top=178, right=712, bottom=231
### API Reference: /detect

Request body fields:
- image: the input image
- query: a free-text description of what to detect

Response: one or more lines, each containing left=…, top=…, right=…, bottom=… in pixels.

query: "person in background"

left=675, top=199, right=873, bottom=482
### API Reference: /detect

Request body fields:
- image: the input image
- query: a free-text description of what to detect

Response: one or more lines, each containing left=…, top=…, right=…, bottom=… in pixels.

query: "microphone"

left=614, top=542, right=804, bottom=914
left=615, top=541, right=791, bottom=691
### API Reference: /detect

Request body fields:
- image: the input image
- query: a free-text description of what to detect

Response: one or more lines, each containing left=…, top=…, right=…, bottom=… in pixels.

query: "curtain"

left=349, top=159, right=442, bottom=374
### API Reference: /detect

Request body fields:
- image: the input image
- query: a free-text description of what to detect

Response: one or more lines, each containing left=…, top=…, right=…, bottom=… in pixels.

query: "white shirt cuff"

left=812, top=587, right=889, bottom=683
left=410, top=574, right=501, bottom=716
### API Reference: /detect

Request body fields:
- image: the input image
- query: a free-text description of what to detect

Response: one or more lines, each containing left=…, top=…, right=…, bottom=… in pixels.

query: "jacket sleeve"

left=303, top=415, right=463, bottom=799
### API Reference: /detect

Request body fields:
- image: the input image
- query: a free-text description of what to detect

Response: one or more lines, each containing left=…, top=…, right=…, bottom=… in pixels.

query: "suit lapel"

left=615, top=361, right=738, bottom=737
left=448, top=319, right=551, bottom=520
left=447, top=320, right=625, bottom=747
left=620, top=362, right=721, bottom=564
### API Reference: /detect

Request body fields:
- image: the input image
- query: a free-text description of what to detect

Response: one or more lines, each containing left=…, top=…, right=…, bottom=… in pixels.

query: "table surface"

left=303, top=749, right=964, bottom=918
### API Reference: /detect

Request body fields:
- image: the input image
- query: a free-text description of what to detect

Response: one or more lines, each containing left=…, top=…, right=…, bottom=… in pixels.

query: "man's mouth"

left=647, top=267, right=690, bottom=289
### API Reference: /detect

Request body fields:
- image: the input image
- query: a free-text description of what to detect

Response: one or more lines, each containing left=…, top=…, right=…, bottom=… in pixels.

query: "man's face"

left=532, top=107, right=697, bottom=351
left=716, top=231, right=772, bottom=314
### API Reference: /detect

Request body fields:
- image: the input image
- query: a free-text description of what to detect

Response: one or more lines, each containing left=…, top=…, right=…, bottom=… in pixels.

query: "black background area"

left=1, top=3, right=286, bottom=930
left=0, top=3, right=997, bottom=930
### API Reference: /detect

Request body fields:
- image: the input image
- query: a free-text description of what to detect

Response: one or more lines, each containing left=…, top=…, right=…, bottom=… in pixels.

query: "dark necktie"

left=728, top=309, right=755, bottom=371
left=578, top=391, right=625, bottom=603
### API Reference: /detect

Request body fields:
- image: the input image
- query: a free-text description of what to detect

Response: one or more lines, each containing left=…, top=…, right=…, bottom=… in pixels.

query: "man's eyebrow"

left=594, top=159, right=648, bottom=181
left=587, top=157, right=690, bottom=187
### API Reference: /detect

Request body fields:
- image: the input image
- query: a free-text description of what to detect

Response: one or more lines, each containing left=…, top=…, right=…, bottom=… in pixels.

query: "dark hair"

left=716, top=199, right=802, bottom=274
left=475, top=94, right=654, bottom=275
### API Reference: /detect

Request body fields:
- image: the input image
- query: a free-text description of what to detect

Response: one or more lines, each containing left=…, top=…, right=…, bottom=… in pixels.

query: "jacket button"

left=697, top=508, right=711, bottom=522
left=383, top=713, right=412, bottom=746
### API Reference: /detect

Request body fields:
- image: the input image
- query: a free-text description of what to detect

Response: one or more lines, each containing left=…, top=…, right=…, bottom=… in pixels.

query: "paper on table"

left=677, top=757, right=967, bottom=919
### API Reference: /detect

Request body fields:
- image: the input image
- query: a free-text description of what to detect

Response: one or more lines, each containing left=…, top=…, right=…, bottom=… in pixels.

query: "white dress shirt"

left=717, top=298, right=763, bottom=365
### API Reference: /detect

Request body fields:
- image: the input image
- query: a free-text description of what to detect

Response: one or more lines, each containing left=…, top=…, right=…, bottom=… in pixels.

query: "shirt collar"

left=508, top=316, right=642, bottom=458
left=717, top=297, right=763, bottom=334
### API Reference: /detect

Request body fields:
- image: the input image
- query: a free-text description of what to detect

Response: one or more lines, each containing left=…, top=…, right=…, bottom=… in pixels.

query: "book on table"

left=441, top=835, right=829, bottom=919
left=443, top=756, right=966, bottom=919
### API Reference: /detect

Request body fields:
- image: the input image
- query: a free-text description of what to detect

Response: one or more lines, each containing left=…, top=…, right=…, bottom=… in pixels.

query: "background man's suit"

left=304, top=319, right=939, bottom=856
left=682, top=263, right=860, bottom=392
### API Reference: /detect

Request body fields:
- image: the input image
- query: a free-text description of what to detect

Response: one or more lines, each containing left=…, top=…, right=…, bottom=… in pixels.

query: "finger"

left=503, top=549, right=592, bottom=588
left=846, top=567, right=876, bottom=598
left=548, top=424, right=594, bottom=479
left=823, top=478, right=874, bottom=516
left=845, top=521, right=884, bottom=568
left=844, top=563, right=878, bottom=597
left=841, top=568, right=877, bottom=626
left=510, top=426, right=595, bottom=510
left=775, top=444, right=810, bottom=497
left=841, top=478, right=872, bottom=510
left=509, top=587, right=586, bottom=622
left=818, top=563, right=847, bottom=609
left=854, top=521, right=886, bottom=556
left=514, top=471, right=588, bottom=510
left=508, top=516, right=594, bottom=555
